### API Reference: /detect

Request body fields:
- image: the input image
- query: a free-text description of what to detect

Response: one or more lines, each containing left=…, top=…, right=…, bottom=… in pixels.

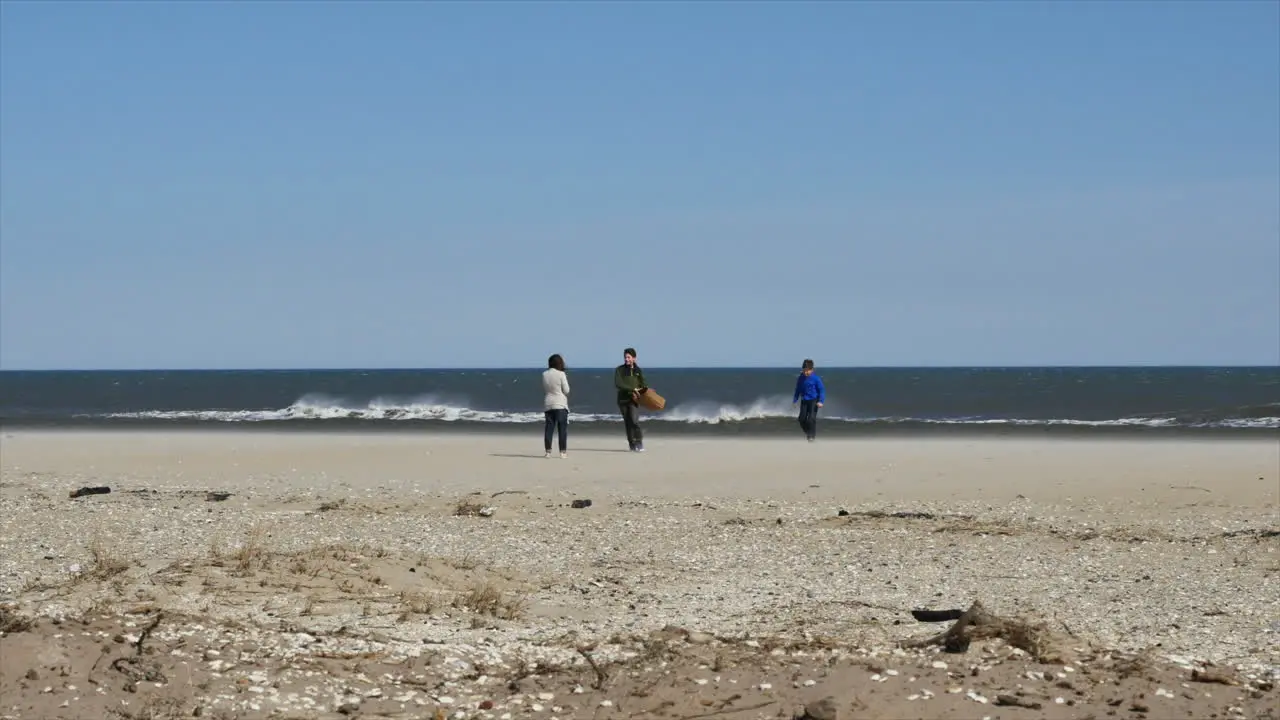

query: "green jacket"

left=614, top=364, right=648, bottom=404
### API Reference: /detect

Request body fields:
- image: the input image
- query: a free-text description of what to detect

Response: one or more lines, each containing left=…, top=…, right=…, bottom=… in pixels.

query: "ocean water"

left=1, top=367, right=1277, bottom=436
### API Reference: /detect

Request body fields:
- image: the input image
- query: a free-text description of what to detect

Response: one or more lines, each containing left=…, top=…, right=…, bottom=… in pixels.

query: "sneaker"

left=544, top=451, right=552, bottom=458
left=634, top=444, right=646, bottom=453
left=560, top=452, right=568, bottom=459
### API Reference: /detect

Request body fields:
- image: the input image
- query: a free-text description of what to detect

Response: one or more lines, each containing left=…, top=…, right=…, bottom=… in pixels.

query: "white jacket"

left=542, top=368, right=570, bottom=410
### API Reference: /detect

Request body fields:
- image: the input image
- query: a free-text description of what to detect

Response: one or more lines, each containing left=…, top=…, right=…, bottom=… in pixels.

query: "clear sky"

left=2, top=1, right=1277, bottom=370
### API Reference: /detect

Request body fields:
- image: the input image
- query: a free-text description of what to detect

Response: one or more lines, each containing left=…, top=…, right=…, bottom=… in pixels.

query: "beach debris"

left=576, top=646, right=610, bottom=689
left=995, top=694, right=1043, bottom=709
left=911, top=608, right=966, bottom=623
left=69, top=486, right=111, bottom=499
left=1192, top=667, right=1241, bottom=686
left=111, top=654, right=166, bottom=686
left=454, top=500, right=492, bottom=517
left=336, top=695, right=363, bottom=714
left=900, top=600, right=1065, bottom=663
left=571, top=499, right=592, bottom=509
left=114, top=487, right=234, bottom=504
left=0, top=605, right=32, bottom=634
left=798, top=695, right=840, bottom=720
left=847, top=510, right=942, bottom=521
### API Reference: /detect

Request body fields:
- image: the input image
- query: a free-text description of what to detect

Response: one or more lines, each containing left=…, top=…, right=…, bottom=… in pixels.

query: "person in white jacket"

left=542, top=354, right=571, bottom=458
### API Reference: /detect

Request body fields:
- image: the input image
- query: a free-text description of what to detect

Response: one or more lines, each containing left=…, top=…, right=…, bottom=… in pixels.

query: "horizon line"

left=2, top=363, right=1278, bottom=373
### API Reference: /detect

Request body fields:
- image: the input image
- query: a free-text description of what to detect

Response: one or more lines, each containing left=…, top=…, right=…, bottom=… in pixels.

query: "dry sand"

left=0, top=430, right=1277, bottom=720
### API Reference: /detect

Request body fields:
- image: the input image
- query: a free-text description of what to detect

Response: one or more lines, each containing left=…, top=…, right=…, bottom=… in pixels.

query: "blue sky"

left=1, top=1, right=1277, bottom=370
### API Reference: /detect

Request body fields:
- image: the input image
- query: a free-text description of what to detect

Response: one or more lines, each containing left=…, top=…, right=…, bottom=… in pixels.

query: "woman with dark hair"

left=542, top=354, right=570, bottom=458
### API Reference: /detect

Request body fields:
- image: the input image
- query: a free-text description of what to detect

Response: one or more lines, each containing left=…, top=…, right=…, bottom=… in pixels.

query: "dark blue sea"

left=0, top=367, right=1277, bottom=437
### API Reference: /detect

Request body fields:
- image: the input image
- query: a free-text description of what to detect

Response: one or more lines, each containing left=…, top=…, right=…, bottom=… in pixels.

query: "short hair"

left=548, top=354, right=565, bottom=371
left=802, top=359, right=815, bottom=370
left=623, top=347, right=637, bottom=358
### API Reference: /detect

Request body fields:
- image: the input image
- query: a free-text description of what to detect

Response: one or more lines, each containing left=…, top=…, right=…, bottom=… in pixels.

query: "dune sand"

left=1, top=430, right=1277, bottom=719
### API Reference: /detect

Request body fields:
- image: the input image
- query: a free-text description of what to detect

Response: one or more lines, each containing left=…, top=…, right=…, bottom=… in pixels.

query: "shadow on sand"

left=488, top=448, right=633, bottom=459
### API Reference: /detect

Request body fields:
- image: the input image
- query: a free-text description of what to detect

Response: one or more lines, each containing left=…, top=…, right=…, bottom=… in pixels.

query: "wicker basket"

left=637, top=389, right=666, bottom=411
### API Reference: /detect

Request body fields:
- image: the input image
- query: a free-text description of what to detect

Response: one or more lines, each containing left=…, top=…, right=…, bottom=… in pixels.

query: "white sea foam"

left=90, top=392, right=1279, bottom=429
left=658, top=394, right=798, bottom=424
left=101, top=393, right=587, bottom=424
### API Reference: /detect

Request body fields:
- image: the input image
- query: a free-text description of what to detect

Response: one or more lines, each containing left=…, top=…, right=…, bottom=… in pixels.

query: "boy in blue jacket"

left=792, top=359, right=825, bottom=441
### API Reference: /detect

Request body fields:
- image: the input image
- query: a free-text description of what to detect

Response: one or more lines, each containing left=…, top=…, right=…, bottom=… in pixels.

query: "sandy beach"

left=1, top=430, right=1277, bottom=720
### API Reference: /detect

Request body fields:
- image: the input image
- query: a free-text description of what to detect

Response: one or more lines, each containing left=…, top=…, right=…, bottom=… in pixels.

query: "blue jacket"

left=793, top=373, right=826, bottom=403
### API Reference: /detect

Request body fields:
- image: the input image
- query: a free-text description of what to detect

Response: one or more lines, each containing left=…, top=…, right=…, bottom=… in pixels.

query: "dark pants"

left=618, top=401, right=644, bottom=448
left=544, top=408, right=568, bottom=452
left=798, top=399, right=819, bottom=439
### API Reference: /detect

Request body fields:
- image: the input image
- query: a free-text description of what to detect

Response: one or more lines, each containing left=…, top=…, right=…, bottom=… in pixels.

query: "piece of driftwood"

left=575, top=645, right=610, bottom=690
left=1191, top=667, right=1240, bottom=686
left=69, top=486, right=111, bottom=499
left=840, top=509, right=944, bottom=521
left=910, top=608, right=965, bottom=623
left=901, top=600, right=1064, bottom=662
left=995, top=694, right=1043, bottom=709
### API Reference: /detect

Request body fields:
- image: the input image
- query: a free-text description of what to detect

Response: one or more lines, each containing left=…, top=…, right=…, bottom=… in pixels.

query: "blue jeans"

left=544, top=408, right=568, bottom=452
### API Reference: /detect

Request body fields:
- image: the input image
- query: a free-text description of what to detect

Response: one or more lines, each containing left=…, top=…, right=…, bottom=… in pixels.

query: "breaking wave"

left=84, top=394, right=1279, bottom=430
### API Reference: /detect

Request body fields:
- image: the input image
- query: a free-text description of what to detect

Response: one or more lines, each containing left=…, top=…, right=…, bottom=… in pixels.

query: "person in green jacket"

left=614, top=347, right=649, bottom=452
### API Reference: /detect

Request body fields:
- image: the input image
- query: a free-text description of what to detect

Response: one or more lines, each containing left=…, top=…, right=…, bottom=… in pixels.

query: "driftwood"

left=575, top=645, right=610, bottom=690
left=910, top=608, right=965, bottom=623
left=902, top=600, right=1065, bottom=663
left=69, top=486, right=111, bottom=499
left=995, top=694, right=1043, bottom=709
left=1191, top=667, right=1240, bottom=686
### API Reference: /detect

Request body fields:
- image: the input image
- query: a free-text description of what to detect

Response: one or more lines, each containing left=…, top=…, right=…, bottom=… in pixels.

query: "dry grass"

left=6, top=525, right=535, bottom=642
left=87, top=535, right=131, bottom=580
left=969, top=618, right=1063, bottom=663
left=446, top=553, right=482, bottom=570
left=935, top=518, right=1020, bottom=537
left=454, top=499, right=488, bottom=517
left=453, top=581, right=528, bottom=620
left=231, top=524, right=271, bottom=576
left=1111, top=648, right=1157, bottom=680
left=397, top=590, right=441, bottom=620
